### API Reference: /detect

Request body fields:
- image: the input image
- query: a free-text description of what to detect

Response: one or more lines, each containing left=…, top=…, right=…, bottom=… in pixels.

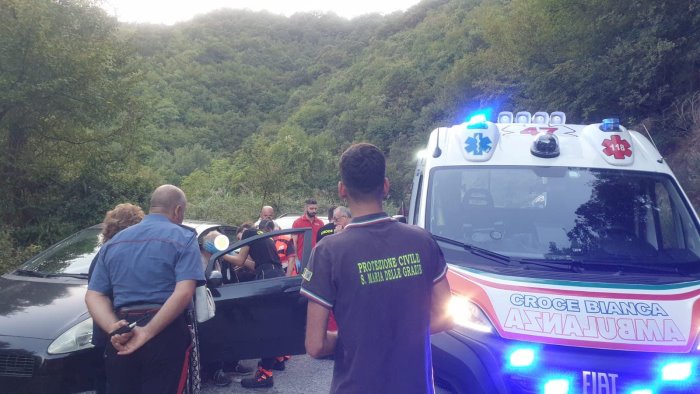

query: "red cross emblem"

left=602, top=135, right=632, bottom=159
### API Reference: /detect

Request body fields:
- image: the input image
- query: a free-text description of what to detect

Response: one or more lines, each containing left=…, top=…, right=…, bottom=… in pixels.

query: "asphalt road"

left=200, top=355, right=452, bottom=393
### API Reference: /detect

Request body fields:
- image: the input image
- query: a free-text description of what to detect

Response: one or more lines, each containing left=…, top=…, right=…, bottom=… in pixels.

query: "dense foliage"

left=2, top=0, right=700, bottom=272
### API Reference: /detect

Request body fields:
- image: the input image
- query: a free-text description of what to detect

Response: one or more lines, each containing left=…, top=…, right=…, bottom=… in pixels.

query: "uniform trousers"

left=105, top=314, right=190, bottom=394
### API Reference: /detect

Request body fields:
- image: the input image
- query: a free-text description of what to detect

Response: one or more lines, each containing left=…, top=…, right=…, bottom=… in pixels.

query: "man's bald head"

left=149, top=184, right=187, bottom=223
left=260, top=206, right=274, bottom=220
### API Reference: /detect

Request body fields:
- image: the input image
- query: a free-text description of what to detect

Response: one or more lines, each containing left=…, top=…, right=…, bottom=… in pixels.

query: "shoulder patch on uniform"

left=301, top=267, right=313, bottom=281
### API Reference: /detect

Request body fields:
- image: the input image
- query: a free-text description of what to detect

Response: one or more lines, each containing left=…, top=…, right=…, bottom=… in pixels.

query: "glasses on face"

left=333, top=215, right=347, bottom=222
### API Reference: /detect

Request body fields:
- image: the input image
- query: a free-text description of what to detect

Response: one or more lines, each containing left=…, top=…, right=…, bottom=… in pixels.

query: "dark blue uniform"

left=89, top=214, right=204, bottom=393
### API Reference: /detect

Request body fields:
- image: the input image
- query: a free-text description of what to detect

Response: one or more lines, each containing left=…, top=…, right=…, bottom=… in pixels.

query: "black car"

left=0, top=221, right=312, bottom=394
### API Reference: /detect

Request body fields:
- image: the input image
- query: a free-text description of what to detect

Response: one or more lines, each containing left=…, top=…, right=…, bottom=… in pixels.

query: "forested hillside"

left=2, top=0, right=700, bottom=272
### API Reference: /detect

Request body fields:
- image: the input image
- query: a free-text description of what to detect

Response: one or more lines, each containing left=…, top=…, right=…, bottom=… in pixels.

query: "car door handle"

left=284, top=285, right=301, bottom=293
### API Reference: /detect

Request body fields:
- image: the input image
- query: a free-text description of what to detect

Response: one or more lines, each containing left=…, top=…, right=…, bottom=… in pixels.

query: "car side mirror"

left=208, top=270, right=223, bottom=288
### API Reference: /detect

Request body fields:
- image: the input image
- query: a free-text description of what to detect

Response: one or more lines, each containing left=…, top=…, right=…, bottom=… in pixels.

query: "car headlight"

left=48, top=318, right=95, bottom=354
left=448, top=295, right=494, bottom=334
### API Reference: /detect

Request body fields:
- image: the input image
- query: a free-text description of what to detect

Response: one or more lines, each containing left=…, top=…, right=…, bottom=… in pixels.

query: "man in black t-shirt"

left=301, top=143, right=453, bottom=393
left=316, top=206, right=337, bottom=243
left=222, top=227, right=283, bottom=280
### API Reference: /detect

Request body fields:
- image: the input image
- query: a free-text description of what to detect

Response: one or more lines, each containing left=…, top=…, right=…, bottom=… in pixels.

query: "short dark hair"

left=305, top=198, right=317, bottom=205
left=258, top=219, right=275, bottom=232
left=340, top=143, right=385, bottom=200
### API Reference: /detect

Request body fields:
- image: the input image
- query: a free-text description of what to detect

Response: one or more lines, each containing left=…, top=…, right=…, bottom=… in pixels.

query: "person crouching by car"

left=86, top=184, right=204, bottom=394
left=220, top=222, right=286, bottom=388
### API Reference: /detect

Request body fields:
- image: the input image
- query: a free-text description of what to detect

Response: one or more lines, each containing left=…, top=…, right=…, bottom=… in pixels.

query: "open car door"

left=197, top=228, right=313, bottom=364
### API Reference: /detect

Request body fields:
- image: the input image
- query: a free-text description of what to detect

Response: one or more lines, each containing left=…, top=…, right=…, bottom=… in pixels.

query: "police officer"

left=86, top=185, right=204, bottom=393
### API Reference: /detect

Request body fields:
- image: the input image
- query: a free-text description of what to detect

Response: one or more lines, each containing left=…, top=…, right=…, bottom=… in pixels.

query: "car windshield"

left=18, top=226, right=101, bottom=276
left=427, top=166, right=700, bottom=273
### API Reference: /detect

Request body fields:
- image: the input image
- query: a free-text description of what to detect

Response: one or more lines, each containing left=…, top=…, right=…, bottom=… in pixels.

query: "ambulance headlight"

left=447, top=295, right=493, bottom=333
left=48, top=318, right=95, bottom=354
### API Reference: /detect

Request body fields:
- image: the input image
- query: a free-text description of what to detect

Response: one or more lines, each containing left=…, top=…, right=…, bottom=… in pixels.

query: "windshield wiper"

left=45, top=273, right=89, bottom=279
left=520, top=256, right=693, bottom=276
left=518, top=258, right=578, bottom=272
left=584, top=260, right=691, bottom=276
left=14, top=269, right=49, bottom=278
left=432, top=235, right=511, bottom=265
left=13, top=270, right=87, bottom=279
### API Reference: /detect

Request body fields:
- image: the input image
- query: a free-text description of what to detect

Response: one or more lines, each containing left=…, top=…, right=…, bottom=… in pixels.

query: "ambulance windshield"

left=427, top=166, right=700, bottom=273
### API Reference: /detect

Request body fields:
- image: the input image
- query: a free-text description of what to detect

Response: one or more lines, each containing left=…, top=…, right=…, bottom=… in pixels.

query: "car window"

left=20, top=227, right=102, bottom=275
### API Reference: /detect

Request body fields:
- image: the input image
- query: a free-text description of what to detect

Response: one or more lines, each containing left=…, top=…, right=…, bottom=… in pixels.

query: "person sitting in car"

left=199, top=230, right=253, bottom=386
left=221, top=222, right=284, bottom=280
left=219, top=221, right=286, bottom=388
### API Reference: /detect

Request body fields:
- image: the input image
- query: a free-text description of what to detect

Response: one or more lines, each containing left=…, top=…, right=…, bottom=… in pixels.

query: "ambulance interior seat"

left=461, top=188, right=497, bottom=233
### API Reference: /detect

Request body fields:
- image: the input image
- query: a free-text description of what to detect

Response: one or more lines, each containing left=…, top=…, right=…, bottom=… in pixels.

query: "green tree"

left=0, top=0, right=147, bottom=245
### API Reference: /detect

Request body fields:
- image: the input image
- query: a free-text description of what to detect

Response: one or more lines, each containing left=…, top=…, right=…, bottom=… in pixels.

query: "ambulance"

left=409, top=111, right=700, bottom=394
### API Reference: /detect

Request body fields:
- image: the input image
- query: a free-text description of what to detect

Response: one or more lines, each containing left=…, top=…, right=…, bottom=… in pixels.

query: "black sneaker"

left=241, top=367, right=273, bottom=388
left=212, top=369, right=231, bottom=387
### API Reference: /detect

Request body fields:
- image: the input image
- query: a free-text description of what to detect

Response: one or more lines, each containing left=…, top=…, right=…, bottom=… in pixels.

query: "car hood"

left=0, top=275, right=90, bottom=340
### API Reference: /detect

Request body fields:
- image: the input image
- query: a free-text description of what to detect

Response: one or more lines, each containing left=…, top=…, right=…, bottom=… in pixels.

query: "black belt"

left=116, top=303, right=162, bottom=319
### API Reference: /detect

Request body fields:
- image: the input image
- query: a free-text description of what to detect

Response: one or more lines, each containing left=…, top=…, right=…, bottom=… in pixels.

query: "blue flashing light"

left=661, top=361, right=692, bottom=381
left=543, top=378, right=570, bottom=394
left=466, top=112, right=489, bottom=129
left=629, top=389, right=653, bottom=394
left=508, top=348, right=535, bottom=368
left=600, top=118, right=620, bottom=131
left=468, top=114, right=487, bottom=124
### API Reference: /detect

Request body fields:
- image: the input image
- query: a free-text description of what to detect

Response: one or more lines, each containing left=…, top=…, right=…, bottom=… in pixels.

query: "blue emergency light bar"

left=600, top=118, right=620, bottom=131
left=466, top=114, right=488, bottom=129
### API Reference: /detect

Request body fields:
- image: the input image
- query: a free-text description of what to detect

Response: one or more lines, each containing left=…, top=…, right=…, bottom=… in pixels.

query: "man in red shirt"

left=292, top=198, right=325, bottom=266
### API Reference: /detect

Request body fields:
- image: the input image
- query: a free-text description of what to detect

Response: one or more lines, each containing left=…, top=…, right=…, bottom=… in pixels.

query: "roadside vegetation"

left=1, top=0, right=699, bottom=271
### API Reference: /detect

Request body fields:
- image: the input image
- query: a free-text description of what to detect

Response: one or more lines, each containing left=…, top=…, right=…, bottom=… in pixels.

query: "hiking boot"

left=226, top=362, right=253, bottom=376
left=212, top=369, right=231, bottom=387
left=241, top=366, right=273, bottom=388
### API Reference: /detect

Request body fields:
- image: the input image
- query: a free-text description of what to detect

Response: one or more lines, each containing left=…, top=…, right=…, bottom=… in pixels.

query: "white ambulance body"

left=411, top=112, right=700, bottom=394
